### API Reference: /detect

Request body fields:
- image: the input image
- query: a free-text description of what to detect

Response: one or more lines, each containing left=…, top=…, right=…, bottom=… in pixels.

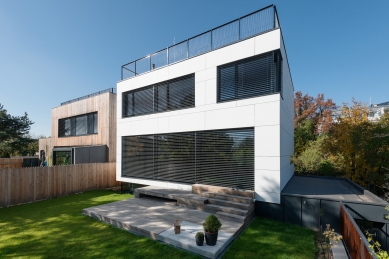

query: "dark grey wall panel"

left=89, top=146, right=107, bottom=163
left=255, top=201, right=268, bottom=217
left=268, top=202, right=283, bottom=222
left=301, top=198, right=321, bottom=231
left=74, top=147, right=90, bottom=164
left=284, top=196, right=301, bottom=225
left=321, top=200, right=340, bottom=232
left=74, top=146, right=107, bottom=164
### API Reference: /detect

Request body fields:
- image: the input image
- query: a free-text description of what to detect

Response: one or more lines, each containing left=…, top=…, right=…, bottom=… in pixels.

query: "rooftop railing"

left=61, top=88, right=116, bottom=106
left=121, top=5, right=279, bottom=80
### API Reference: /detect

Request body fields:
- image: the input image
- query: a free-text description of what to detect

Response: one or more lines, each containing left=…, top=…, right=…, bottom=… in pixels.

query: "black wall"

left=256, top=195, right=389, bottom=250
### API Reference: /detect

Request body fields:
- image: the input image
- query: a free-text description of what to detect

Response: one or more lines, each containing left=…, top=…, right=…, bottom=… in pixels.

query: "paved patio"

left=83, top=196, right=243, bottom=258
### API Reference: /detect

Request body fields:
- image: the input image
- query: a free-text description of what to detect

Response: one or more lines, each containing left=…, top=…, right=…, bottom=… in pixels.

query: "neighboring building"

left=368, top=101, right=389, bottom=121
left=39, top=88, right=117, bottom=165
left=116, top=5, right=294, bottom=204
left=331, top=100, right=389, bottom=123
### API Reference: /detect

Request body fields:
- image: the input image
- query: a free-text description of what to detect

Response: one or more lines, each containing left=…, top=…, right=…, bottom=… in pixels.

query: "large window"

left=122, top=128, right=254, bottom=190
left=217, top=50, right=282, bottom=102
left=122, top=74, right=195, bottom=117
left=58, top=112, right=98, bottom=137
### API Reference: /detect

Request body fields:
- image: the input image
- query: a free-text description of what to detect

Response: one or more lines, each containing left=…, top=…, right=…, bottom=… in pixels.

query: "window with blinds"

left=217, top=50, right=282, bottom=102
left=122, top=128, right=254, bottom=190
left=122, top=74, right=195, bottom=117
left=58, top=112, right=98, bottom=137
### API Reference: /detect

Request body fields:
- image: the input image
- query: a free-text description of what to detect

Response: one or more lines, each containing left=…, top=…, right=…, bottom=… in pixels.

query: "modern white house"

left=116, top=5, right=294, bottom=204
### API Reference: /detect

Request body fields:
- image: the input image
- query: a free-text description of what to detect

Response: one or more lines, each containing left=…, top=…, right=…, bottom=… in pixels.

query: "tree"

left=293, top=92, right=337, bottom=157
left=0, top=103, right=34, bottom=157
left=325, top=100, right=389, bottom=192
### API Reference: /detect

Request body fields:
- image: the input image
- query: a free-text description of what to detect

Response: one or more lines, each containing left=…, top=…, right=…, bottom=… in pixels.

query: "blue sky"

left=1, top=0, right=388, bottom=137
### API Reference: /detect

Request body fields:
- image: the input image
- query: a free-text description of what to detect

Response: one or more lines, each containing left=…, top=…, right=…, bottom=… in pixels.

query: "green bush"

left=195, top=231, right=204, bottom=238
left=203, top=214, right=222, bottom=233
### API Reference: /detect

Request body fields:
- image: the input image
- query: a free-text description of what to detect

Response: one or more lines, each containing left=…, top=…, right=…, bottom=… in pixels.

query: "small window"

left=217, top=50, right=282, bottom=102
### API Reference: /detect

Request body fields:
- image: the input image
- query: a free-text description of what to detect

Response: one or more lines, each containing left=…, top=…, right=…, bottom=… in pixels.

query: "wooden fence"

left=0, top=163, right=119, bottom=208
left=340, top=203, right=377, bottom=259
left=0, top=158, right=23, bottom=170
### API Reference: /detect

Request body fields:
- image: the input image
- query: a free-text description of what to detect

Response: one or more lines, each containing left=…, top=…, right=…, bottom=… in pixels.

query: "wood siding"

left=50, top=92, right=116, bottom=162
left=0, top=158, right=23, bottom=170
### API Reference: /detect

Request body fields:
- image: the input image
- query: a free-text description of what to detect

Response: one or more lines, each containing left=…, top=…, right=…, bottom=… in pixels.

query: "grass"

left=0, top=190, right=316, bottom=259
left=0, top=190, right=200, bottom=259
left=223, top=217, right=316, bottom=259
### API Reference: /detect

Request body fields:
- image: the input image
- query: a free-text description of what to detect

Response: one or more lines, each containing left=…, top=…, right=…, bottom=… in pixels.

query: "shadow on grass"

left=223, top=217, right=316, bottom=259
left=0, top=190, right=200, bottom=259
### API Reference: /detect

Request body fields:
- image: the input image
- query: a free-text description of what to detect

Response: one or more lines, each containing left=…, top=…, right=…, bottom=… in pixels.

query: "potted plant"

left=195, top=231, right=204, bottom=246
left=203, top=214, right=222, bottom=246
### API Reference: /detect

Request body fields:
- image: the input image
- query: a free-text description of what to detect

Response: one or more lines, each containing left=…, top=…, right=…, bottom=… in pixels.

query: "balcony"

left=121, top=5, right=279, bottom=80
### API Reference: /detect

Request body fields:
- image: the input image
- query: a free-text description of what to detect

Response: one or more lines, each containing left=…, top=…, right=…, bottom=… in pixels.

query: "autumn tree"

left=325, top=100, right=389, bottom=192
left=294, top=91, right=337, bottom=156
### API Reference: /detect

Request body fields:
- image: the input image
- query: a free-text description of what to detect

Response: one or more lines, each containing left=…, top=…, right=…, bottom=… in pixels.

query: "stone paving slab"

left=158, top=221, right=233, bottom=259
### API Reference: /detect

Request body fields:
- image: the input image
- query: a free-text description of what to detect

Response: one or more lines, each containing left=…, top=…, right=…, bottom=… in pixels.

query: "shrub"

left=195, top=231, right=204, bottom=238
left=203, top=214, right=222, bottom=233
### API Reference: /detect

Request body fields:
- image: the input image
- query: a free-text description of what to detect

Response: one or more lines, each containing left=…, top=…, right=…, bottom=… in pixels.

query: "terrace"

left=121, top=5, right=280, bottom=80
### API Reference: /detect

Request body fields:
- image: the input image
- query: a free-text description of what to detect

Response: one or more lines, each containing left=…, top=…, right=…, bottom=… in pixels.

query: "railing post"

left=211, top=29, right=213, bottom=50
left=166, top=47, right=169, bottom=65
left=238, top=18, right=241, bottom=40
left=186, top=39, right=189, bottom=58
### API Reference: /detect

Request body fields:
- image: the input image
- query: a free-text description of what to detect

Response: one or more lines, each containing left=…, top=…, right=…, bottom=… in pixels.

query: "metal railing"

left=61, top=88, right=116, bottom=106
left=121, top=5, right=279, bottom=80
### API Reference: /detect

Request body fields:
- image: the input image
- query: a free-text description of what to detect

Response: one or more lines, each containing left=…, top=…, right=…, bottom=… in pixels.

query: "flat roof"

left=282, top=175, right=387, bottom=204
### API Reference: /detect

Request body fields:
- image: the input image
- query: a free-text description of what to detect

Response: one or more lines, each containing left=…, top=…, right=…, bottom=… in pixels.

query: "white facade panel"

left=255, top=125, right=280, bottom=157
left=254, top=101, right=280, bottom=126
left=195, top=81, right=206, bottom=107
left=254, top=29, right=281, bottom=55
left=255, top=191, right=280, bottom=204
left=168, top=55, right=206, bottom=79
left=195, top=67, right=216, bottom=83
left=169, top=112, right=205, bottom=133
left=131, top=118, right=159, bottom=135
left=205, top=37, right=255, bottom=69
left=205, top=105, right=255, bottom=130
left=204, top=79, right=217, bottom=105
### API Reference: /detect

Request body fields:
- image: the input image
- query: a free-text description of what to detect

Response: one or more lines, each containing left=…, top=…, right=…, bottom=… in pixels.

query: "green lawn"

left=223, top=217, right=316, bottom=259
left=0, top=190, right=316, bottom=259
left=0, top=190, right=199, bottom=259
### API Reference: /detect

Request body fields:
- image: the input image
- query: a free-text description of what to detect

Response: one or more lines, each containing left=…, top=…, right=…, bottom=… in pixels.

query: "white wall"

left=116, top=28, right=294, bottom=203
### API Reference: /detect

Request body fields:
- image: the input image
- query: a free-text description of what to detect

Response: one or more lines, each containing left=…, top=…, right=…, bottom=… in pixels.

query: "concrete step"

left=203, top=204, right=249, bottom=217
left=207, top=198, right=252, bottom=210
left=215, top=211, right=246, bottom=223
left=192, top=184, right=254, bottom=198
left=176, top=195, right=208, bottom=206
left=199, top=192, right=253, bottom=204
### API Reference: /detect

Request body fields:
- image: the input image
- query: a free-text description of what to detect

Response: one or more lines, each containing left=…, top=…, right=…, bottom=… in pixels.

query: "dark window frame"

left=122, top=74, right=195, bottom=118
left=58, top=112, right=98, bottom=138
left=217, top=50, right=283, bottom=103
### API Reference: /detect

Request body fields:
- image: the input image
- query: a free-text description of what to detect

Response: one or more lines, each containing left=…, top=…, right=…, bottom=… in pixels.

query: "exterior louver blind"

left=58, top=112, right=98, bottom=137
left=122, top=128, right=254, bottom=190
left=122, top=74, right=195, bottom=117
left=218, top=50, right=282, bottom=102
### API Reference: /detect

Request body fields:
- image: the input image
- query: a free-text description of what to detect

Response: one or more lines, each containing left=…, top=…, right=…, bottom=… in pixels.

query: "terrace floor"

left=83, top=189, right=243, bottom=259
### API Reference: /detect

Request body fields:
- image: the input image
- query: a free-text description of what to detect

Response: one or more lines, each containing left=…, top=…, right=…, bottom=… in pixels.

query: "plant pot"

left=205, top=231, right=218, bottom=246
left=195, top=236, right=204, bottom=246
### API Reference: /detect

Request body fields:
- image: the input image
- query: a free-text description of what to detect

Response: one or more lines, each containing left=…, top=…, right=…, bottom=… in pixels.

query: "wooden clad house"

left=39, top=88, right=116, bottom=165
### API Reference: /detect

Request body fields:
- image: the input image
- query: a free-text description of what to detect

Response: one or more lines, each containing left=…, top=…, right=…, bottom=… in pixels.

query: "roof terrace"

left=121, top=5, right=280, bottom=80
